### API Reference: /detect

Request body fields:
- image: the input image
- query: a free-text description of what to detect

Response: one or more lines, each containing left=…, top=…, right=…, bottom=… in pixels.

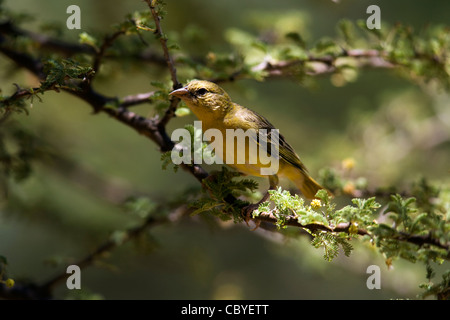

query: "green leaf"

left=123, top=196, right=157, bottom=219
left=79, top=32, right=99, bottom=50
left=337, top=19, right=357, bottom=46
left=285, top=32, right=306, bottom=48
left=175, top=106, right=191, bottom=117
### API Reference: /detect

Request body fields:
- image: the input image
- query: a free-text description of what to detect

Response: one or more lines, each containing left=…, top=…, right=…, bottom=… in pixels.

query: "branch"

left=145, top=0, right=181, bottom=128
left=145, top=1, right=179, bottom=89
left=1, top=10, right=448, bottom=300
left=38, top=208, right=171, bottom=294
left=0, top=45, right=45, bottom=79
left=0, top=203, right=190, bottom=299
left=216, top=48, right=395, bottom=83
left=0, top=32, right=208, bottom=182
left=92, top=30, right=126, bottom=74
left=0, top=21, right=95, bottom=56
left=0, top=20, right=165, bottom=65
left=1, top=28, right=445, bottom=253
left=254, top=210, right=367, bottom=235
left=120, top=91, right=156, bottom=107
left=252, top=209, right=448, bottom=251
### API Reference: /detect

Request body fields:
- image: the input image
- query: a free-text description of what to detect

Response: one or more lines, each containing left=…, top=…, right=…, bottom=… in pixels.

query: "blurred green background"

left=0, top=0, right=449, bottom=299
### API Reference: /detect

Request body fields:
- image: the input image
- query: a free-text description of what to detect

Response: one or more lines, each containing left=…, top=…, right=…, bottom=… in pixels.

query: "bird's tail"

left=291, top=169, right=330, bottom=199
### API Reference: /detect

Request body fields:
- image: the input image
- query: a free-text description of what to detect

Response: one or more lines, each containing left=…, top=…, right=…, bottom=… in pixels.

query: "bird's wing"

left=235, top=105, right=308, bottom=173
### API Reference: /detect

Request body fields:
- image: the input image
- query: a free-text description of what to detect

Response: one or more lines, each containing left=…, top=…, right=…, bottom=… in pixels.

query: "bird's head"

left=170, top=80, right=232, bottom=119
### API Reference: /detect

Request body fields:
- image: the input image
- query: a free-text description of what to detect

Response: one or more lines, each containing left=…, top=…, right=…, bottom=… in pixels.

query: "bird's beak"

left=169, top=87, right=189, bottom=99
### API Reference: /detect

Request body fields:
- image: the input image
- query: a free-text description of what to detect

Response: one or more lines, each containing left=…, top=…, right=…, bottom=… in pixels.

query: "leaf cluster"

left=172, top=15, right=450, bottom=90
left=370, top=192, right=449, bottom=270
left=41, top=58, right=94, bottom=91
left=190, top=167, right=258, bottom=223
left=0, top=120, right=54, bottom=186
left=248, top=183, right=449, bottom=296
left=253, top=188, right=369, bottom=261
left=1, top=0, right=449, bottom=300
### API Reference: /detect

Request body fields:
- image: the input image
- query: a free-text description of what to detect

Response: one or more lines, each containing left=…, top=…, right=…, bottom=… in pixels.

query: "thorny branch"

left=0, top=8, right=446, bottom=252
left=145, top=0, right=182, bottom=128
left=0, top=5, right=448, bottom=299
left=215, top=48, right=395, bottom=83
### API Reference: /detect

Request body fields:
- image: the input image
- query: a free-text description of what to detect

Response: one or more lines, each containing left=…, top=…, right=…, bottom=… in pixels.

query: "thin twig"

left=120, top=91, right=156, bottom=107
left=1, top=20, right=444, bottom=252
left=38, top=202, right=191, bottom=295
left=146, top=0, right=180, bottom=89
left=92, top=30, right=126, bottom=74
left=253, top=209, right=448, bottom=251
left=214, top=48, right=395, bottom=82
left=39, top=215, right=164, bottom=293
left=146, top=0, right=182, bottom=128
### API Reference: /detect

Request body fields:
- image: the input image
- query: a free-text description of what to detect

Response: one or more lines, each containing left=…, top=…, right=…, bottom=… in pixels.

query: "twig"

left=254, top=210, right=367, bottom=235
left=0, top=202, right=190, bottom=299
left=0, top=21, right=166, bottom=66
left=0, top=21, right=95, bottom=56
left=253, top=208, right=448, bottom=251
left=120, top=91, right=156, bottom=107
left=215, top=48, right=395, bottom=82
left=43, top=202, right=190, bottom=294
left=92, top=30, right=126, bottom=74
left=145, top=0, right=179, bottom=89
left=1, top=23, right=444, bottom=252
left=39, top=214, right=165, bottom=293
left=1, top=12, right=448, bottom=300
left=146, top=0, right=182, bottom=128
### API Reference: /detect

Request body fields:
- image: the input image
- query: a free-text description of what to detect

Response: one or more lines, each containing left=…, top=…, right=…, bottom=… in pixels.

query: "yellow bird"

left=170, top=80, right=327, bottom=202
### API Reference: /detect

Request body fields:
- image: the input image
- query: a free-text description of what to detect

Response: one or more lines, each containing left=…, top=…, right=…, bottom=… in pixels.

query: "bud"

left=5, top=278, right=15, bottom=288
left=311, top=199, right=322, bottom=210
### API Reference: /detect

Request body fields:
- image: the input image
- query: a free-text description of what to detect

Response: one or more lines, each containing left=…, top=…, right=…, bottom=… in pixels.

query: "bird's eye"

left=196, top=88, right=208, bottom=96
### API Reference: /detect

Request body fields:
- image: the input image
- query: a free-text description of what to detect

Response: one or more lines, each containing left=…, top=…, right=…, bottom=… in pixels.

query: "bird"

left=169, top=80, right=327, bottom=207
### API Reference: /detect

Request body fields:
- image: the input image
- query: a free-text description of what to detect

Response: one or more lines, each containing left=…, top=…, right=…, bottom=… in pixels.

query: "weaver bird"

left=170, top=80, right=328, bottom=206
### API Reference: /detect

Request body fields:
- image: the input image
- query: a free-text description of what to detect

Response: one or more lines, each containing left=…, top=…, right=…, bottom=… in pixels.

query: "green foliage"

left=310, top=231, right=353, bottom=262
left=335, top=197, right=381, bottom=227
left=160, top=150, right=178, bottom=172
left=1, top=0, right=449, bottom=300
left=0, top=90, right=28, bottom=116
left=161, top=122, right=218, bottom=172
left=175, top=16, right=450, bottom=89
left=252, top=188, right=368, bottom=260
left=190, top=167, right=258, bottom=223
left=369, top=192, right=449, bottom=271
left=419, top=270, right=450, bottom=300
left=41, top=58, right=94, bottom=91
left=115, top=10, right=155, bottom=34
left=122, top=196, right=158, bottom=219
left=0, top=120, right=54, bottom=188
left=247, top=184, right=449, bottom=297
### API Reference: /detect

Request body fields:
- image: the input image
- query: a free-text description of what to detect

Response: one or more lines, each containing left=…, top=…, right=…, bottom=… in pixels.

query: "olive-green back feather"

left=228, top=103, right=308, bottom=174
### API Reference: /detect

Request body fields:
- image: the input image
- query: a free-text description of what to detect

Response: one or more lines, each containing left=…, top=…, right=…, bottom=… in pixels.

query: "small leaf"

left=175, top=106, right=190, bottom=117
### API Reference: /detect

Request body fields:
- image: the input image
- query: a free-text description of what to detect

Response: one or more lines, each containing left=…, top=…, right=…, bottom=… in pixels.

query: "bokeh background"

left=0, top=0, right=449, bottom=299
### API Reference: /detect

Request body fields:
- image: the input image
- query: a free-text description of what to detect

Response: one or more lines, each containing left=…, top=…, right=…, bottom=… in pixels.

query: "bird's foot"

left=242, top=203, right=262, bottom=231
left=242, top=193, right=270, bottom=230
left=242, top=202, right=259, bottom=224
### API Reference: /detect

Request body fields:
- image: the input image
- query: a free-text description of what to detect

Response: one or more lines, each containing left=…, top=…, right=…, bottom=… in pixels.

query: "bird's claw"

left=242, top=203, right=261, bottom=230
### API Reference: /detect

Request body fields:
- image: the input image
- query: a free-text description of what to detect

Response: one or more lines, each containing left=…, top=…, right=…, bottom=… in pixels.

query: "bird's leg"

left=243, top=175, right=279, bottom=228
